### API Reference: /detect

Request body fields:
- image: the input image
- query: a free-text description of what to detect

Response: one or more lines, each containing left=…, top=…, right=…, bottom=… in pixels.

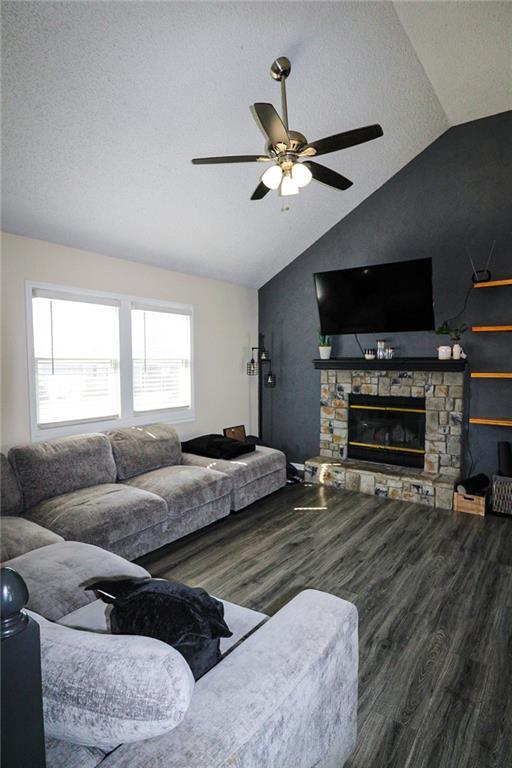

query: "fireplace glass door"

left=348, top=394, right=426, bottom=469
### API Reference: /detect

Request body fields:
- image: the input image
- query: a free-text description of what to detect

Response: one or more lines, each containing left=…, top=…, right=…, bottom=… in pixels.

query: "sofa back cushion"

left=28, top=609, right=195, bottom=751
left=8, top=433, right=117, bottom=509
left=106, top=423, right=182, bottom=480
left=0, top=453, right=23, bottom=515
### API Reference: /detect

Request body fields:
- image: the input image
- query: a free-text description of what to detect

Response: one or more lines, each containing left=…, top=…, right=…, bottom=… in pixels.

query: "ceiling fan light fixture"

left=279, top=173, right=299, bottom=197
left=291, top=162, right=312, bottom=188
left=261, top=164, right=283, bottom=190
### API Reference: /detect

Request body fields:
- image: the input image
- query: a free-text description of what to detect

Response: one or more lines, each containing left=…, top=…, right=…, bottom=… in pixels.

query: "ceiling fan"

left=192, top=56, right=383, bottom=202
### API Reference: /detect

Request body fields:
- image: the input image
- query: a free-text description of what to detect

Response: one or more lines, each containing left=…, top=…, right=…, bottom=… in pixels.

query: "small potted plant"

left=318, top=332, right=332, bottom=360
left=436, top=321, right=468, bottom=360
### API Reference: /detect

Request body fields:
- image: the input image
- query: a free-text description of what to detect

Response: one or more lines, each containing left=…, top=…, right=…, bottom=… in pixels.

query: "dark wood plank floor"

left=138, top=483, right=512, bottom=768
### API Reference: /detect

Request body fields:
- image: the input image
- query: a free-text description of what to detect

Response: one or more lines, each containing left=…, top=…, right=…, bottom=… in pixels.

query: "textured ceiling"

left=395, top=1, right=512, bottom=126
left=1, top=2, right=452, bottom=287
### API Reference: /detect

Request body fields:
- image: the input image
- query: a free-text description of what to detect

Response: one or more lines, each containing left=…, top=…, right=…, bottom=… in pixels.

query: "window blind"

left=131, top=308, right=191, bottom=412
left=32, top=295, right=120, bottom=426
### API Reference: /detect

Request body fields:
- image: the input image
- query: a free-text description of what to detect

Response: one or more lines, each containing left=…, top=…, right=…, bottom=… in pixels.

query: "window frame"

left=25, top=281, right=195, bottom=441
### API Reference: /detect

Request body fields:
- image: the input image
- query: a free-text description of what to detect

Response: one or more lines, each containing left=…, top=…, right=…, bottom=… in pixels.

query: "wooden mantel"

left=313, top=357, right=467, bottom=372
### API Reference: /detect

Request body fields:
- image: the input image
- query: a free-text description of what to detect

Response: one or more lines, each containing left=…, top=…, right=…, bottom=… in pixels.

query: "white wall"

left=0, top=232, right=258, bottom=449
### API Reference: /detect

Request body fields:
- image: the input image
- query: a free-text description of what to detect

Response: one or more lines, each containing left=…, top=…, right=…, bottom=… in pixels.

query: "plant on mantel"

left=435, top=320, right=468, bottom=343
left=318, top=331, right=332, bottom=360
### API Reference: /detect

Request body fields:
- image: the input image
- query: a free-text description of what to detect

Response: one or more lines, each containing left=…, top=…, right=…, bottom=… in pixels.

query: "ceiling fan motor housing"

left=266, top=131, right=308, bottom=158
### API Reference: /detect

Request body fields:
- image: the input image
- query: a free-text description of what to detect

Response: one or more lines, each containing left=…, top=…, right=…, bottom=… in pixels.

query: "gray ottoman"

left=181, top=446, right=286, bottom=511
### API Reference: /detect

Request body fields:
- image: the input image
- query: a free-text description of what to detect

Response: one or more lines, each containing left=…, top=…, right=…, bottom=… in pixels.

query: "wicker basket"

left=492, top=475, right=512, bottom=516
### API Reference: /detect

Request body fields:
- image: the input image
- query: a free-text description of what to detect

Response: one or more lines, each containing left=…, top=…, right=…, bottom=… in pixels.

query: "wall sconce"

left=264, top=370, right=276, bottom=388
left=247, top=356, right=259, bottom=376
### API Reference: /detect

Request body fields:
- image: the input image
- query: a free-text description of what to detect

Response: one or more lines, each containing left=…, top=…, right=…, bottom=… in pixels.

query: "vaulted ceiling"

left=2, top=2, right=511, bottom=287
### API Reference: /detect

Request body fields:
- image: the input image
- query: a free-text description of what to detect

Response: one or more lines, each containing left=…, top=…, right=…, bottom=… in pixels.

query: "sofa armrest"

left=101, top=589, right=358, bottom=768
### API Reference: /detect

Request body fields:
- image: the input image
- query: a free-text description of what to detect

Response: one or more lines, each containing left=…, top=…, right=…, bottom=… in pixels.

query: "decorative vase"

left=319, top=346, right=332, bottom=360
left=438, top=345, right=452, bottom=360
left=452, top=343, right=462, bottom=360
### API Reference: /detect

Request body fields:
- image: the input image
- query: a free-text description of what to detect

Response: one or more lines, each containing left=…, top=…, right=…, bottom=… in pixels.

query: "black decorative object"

left=456, top=474, right=490, bottom=495
left=1, top=567, right=46, bottom=768
left=498, top=441, right=512, bottom=477
left=181, top=434, right=255, bottom=460
left=87, top=577, right=232, bottom=680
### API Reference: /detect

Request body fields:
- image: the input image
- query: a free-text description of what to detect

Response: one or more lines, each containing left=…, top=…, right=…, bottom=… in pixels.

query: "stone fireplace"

left=305, top=362, right=466, bottom=510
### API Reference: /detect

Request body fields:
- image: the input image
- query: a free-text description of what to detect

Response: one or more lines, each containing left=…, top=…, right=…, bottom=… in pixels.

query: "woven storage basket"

left=492, top=475, right=512, bottom=516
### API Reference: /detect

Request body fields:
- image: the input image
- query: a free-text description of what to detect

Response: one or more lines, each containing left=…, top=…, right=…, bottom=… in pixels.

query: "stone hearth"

left=305, top=366, right=465, bottom=510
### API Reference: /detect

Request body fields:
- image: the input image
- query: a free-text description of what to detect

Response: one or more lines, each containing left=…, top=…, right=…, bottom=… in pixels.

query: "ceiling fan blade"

left=302, top=124, right=383, bottom=157
left=303, top=161, right=353, bottom=191
left=250, top=181, right=271, bottom=200
left=192, top=155, right=270, bottom=164
left=250, top=103, right=289, bottom=147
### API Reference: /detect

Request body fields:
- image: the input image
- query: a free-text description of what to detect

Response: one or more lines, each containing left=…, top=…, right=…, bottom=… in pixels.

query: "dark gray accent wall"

left=259, top=111, right=512, bottom=476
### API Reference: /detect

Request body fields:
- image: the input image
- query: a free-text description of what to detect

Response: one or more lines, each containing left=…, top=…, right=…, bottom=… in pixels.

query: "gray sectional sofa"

left=1, top=423, right=286, bottom=562
left=3, top=539, right=359, bottom=767
left=1, top=426, right=358, bottom=766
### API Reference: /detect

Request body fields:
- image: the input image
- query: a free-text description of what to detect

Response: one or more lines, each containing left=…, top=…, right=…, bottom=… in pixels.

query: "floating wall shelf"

left=469, top=278, right=511, bottom=433
left=469, top=418, right=512, bottom=428
left=473, top=279, right=512, bottom=289
left=471, top=372, right=512, bottom=379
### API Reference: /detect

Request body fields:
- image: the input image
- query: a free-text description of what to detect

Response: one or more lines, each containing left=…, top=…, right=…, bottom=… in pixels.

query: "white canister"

left=438, top=345, right=452, bottom=360
left=452, top=343, right=462, bottom=360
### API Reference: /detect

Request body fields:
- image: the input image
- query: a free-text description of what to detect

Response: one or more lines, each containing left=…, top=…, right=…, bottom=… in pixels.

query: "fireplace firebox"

left=348, top=394, right=426, bottom=469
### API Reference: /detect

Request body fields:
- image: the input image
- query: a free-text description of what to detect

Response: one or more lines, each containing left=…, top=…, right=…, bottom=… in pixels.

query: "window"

left=132, top=307, right=191, bottom=412
left=32, top=292, right=120, bottom=426
left=27, top=283, right=194, bottom=439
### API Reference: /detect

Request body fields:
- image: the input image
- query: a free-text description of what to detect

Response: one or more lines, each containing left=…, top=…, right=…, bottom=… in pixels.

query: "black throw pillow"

left=86, top=577, right=232, bottom=680
left=181, top=434, right=256, bottom=460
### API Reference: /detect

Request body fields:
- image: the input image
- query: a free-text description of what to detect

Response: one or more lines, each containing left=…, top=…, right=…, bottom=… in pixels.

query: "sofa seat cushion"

left=24, top=483, right=168, bottom=547
left=124, top=465, right=232, bottom=515
left=3, top=541, right=150, bottom=621
left=1, top=516, right=63, bottom=562
left=59, top=596, right=268, bottom=656
left=106, top=423, right=182, bottom=480
left=46, top=738, right=105, bottom=768
left=1, top=453, right=23, bottom=515
left=29, top=609, right=195, bottom=751
left=9, top=433, right=117, bottom=509
left=181, top=446, right=285, bottom=491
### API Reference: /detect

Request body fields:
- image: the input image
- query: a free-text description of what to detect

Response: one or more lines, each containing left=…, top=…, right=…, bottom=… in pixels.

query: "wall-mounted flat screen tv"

left=314, top=257, right=435, bottom=335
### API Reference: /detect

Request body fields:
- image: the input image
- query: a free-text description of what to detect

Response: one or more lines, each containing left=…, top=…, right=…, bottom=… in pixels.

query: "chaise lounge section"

left=3, top=539, right=358, bottom=768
